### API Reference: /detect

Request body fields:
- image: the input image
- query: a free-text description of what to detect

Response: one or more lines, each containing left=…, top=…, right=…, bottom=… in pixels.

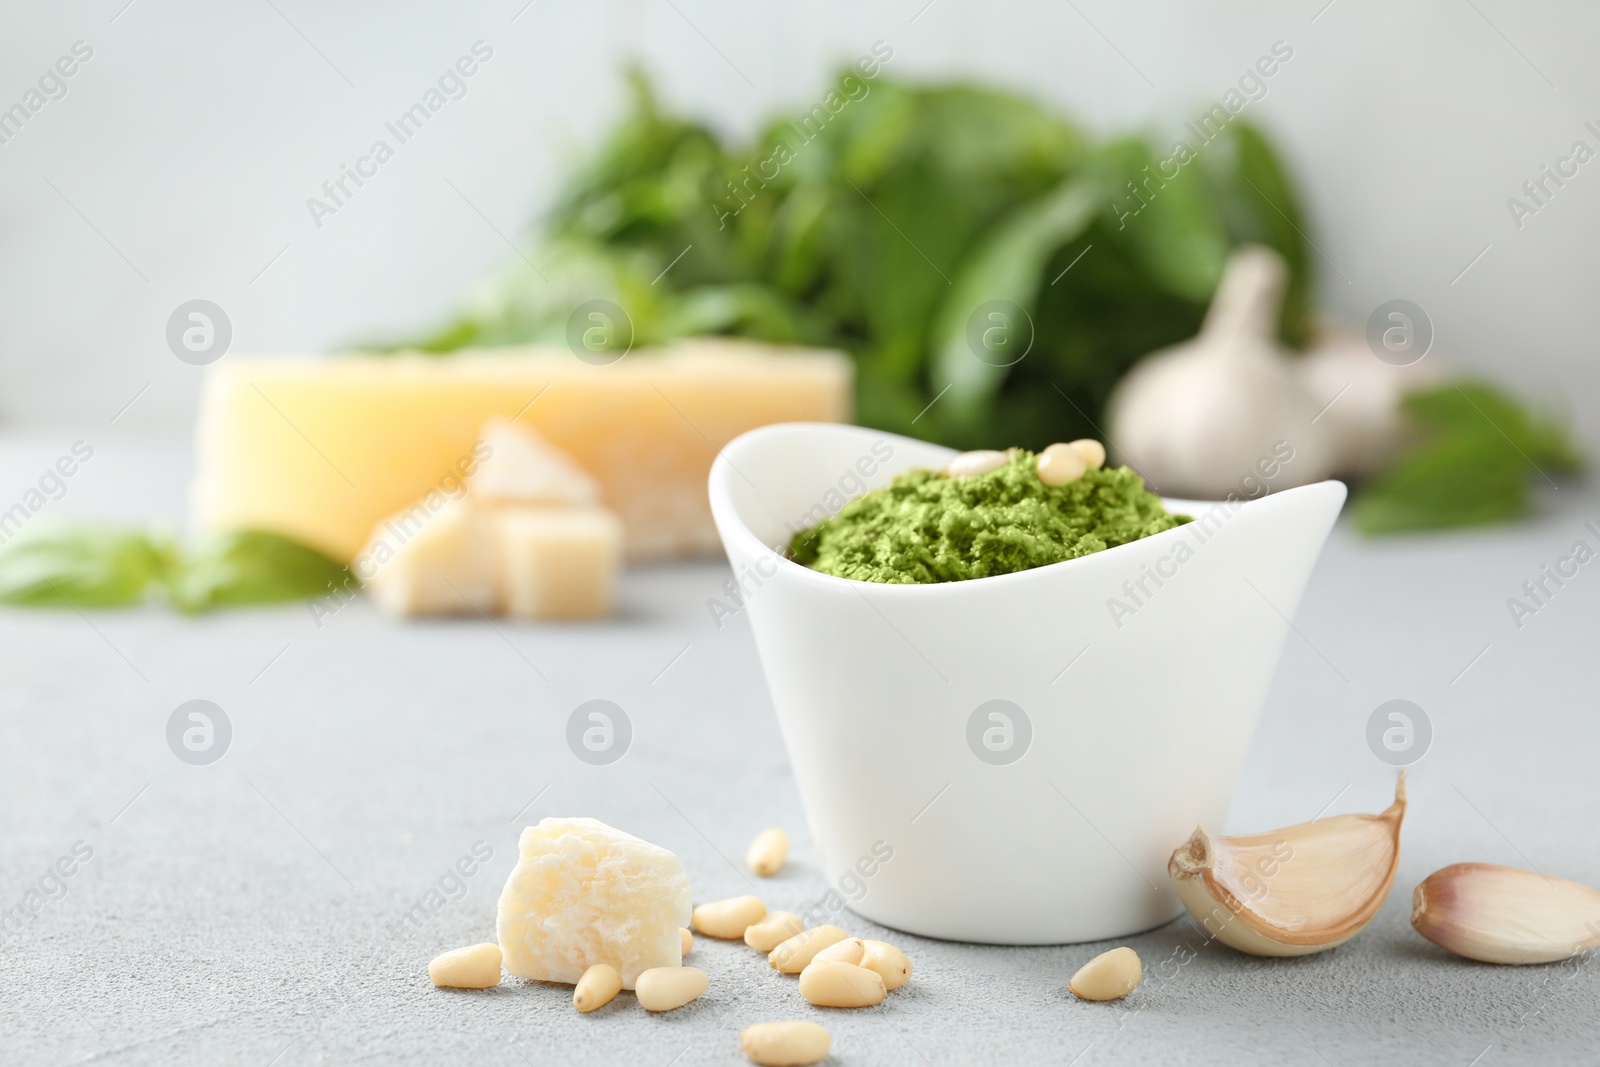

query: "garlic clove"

left=1167, top=773, right=1406, bottom=956
left=1412, top=863, right=1600, bottom=965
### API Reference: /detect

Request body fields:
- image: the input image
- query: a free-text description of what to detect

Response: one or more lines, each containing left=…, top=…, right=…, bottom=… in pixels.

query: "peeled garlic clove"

left=1412, top=863, right=1600, bottom=965
left=1167, top=773, right=1406, bottom=956
left=946, top=450, right=1009, bottom=479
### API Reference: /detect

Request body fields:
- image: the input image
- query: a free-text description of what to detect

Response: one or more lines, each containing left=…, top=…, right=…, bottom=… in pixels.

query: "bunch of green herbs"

left=400, top=70, right=1313, bottom=450
left=396, top=71, right=1578, bottom=534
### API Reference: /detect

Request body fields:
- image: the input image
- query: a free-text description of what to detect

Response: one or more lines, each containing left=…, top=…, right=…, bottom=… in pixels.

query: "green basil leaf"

left=0, top=523, right=171, bottom=607
left=1355, top=381, right=1583, bottom=534
left=1088, top=137, right=1229, bottom=304
left=1404, top=381, right=1584, bottom=471
left=1354, top=435, right=1529, bottom=534
left=929, top=176, right=1100, bottom=436
left=166, top=530, right=352, bottom=613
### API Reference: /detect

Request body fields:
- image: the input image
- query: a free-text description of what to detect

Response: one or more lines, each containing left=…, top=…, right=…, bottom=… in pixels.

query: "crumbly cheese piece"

left=471, top=417, right=599, bottom=507
left=360, top=423, right=622, bottom=620
left=496, top=818, right=692, bottom=989
left=191, top=343, right=852, bottom=562
left=497, top=507, right=621, bottom=620
left=360, top=498, right=500, bottom=616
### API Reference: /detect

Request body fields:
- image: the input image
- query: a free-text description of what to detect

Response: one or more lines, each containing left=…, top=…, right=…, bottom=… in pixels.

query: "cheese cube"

left=496, top=818, right=692, bottom=989
left=191, top=342, right=852, bottom=563
left=497, top=508, right=621, bottom=621
left=471, top=417, right=599, bottom=507
left=360, top=498, right=499, bottom=616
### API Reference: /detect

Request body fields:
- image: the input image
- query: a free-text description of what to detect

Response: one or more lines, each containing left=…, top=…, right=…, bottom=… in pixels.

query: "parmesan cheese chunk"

left=361, top=498, right=499, bottom=617
left=191, top=344, right=852, bottom=562
left=498, top=507, right=621, bottom=620
left=359, top=422, right=622, bottom=620
left=471, top=417, right=599, bottom=507
left=496, top=818, right=692, bottom=990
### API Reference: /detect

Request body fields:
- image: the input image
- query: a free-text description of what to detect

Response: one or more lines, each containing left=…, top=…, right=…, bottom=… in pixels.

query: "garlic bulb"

left=1167, top=773, right=1406, bottom=956
left=1412, top=863, right=1600, bottom=964
left=1106, top=246, right=1334, bottom=498
left=1296, top=328, right=1441, bottom=479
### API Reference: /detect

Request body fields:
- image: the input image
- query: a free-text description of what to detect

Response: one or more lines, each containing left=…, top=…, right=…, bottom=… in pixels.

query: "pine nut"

left=812, top=937, right=865, bottom=965
left=1069, top=946, right=1142, bottom=1002
left=1037, top=442, right=1087, bottom=486
left=747, top=828, right=790, bottom=876
left=859, top=939, right=912, bottom=990
left=947, top=450, right=1009, bottom=478
left=692, top=895, right=767, bottom=939
left=427, top=942, right=502, bottom=989
left=635, top=966, right=709, bottom=1012
left=798, top=959, right=886, bottom=1008
left=680, top=927, right=694, bottom=957
left=573, top=963, right=622, bottom=1012
left=769, top=925, right=848, bottom=973
left=745, top=910, right=804, bottom=951
left=1070, top=438, right=1106, bottom=469
left=740, top=1021, right=832, bottom=1066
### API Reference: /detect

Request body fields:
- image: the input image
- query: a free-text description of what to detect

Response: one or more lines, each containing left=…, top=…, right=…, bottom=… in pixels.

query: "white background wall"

left=2, top=0, right=1597, bottom=442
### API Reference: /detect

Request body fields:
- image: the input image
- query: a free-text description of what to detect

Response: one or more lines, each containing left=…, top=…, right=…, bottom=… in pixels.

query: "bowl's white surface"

left=711, top=423, right=1346, bottom=943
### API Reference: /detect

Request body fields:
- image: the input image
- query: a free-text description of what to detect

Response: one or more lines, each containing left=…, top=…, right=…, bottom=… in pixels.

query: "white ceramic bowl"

left=709, top=423, right=1345, bottom=944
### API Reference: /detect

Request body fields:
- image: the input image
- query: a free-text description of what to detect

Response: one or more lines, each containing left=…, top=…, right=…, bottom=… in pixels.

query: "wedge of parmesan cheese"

left=359, top=420, right=624, bottom=620
left=496, top=818, right=692, bottom=989
left=497, top=507, right=621, bottom=621
left=191, top=342, right=851, bottom=562
left=361, top=498, right=499, bottom=617
left=471, top=416, right=599, bottom=507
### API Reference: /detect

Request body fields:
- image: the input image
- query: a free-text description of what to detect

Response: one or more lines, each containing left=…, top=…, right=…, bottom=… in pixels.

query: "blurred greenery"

left=1354, top=381, right=1584, bottom=534
left=0, top=523, right=173, bottom=607
left=166, top=530, right=351, bottom=613
left=0, top=525, right=348, bottom=611
left=388, top=69, right=1580, bottom=534
left=392, top=70, right=1315, bottom=451
left=0, top=75, right=1576, bottom=616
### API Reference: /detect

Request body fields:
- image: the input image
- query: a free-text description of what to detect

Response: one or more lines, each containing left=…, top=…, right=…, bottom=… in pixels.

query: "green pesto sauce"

left=789, top=451, right=1190, bottom=584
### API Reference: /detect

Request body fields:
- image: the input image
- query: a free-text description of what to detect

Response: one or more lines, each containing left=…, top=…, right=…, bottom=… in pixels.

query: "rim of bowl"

left=709, top=422, right=1346, bottom=596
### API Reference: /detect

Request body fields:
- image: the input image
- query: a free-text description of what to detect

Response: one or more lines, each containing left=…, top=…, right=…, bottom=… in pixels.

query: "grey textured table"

left=2, top=428, right=1598, bottom=1066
